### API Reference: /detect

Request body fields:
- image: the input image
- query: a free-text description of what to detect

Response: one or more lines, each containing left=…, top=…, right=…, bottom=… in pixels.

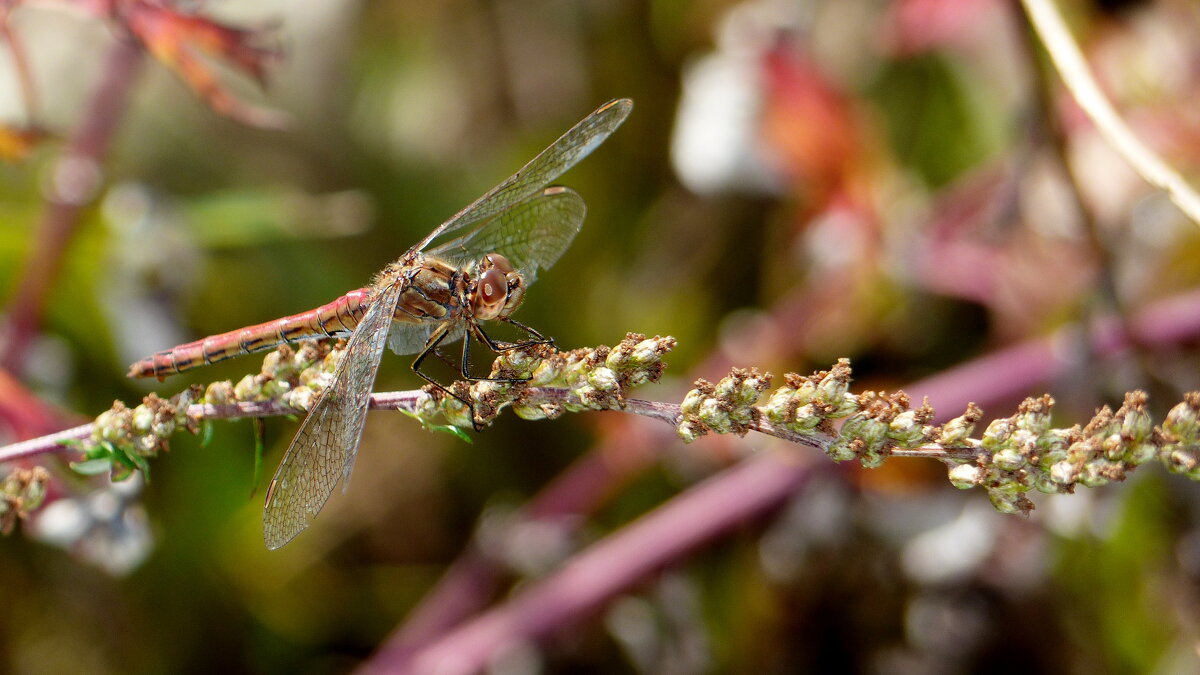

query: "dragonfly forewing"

left=426, top=186, right=586, bottom=285
left=262, top=281, right=404, bottom=550
left=414, top=98, right=631, bottom=253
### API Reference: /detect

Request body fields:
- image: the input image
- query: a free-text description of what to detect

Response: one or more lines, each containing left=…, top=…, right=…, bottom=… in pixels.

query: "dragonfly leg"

left=502, top=317, right=555, bottom=349
left=412, top=323, right=481, bottom=430
left=463, top=324, right=548, bottom=384
left=431, top=346, right=458, bottom=370
left=470, top=318, right=552, bottom=354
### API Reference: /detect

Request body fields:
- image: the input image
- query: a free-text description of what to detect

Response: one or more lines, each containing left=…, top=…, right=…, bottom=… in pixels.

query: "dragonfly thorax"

left=466, top=253, right=526, bottom=321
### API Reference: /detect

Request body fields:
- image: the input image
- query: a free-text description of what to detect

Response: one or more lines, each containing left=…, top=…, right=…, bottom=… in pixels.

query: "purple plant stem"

left=907, top=287, right=1200, bottom=419
left=361, top=452, right=821, bottom=675
left=373, top=425, right=672, bottom=657
left=1, top=38, right=143, bottom=374
left=377, top=285, right=1200, bottom=661
left=0, top=423, right=94, bottom=463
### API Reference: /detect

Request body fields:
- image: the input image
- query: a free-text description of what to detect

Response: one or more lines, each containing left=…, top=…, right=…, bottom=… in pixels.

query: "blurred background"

left=3, top=0, right=1200, bottom=672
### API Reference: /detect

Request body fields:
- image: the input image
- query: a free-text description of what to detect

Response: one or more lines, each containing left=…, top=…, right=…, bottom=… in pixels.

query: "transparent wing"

left=413, top=98, right=631, bottom=252
left=425, top=187, right=585, bottom=286
left=386, top=321, right=466, bottom=356
left=262, top=281, right=403, bottom=550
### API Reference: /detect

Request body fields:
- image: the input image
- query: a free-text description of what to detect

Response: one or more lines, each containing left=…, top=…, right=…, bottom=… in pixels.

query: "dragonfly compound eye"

left=486, top=253, right=514, bottom=274
left=475, top=267, right=509, bottom=318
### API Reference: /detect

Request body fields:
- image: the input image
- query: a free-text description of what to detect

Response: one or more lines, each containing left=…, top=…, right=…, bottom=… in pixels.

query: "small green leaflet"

left=69, top=458, right=112, bottom=475
left=399, top=409, right=473, bottom=444
left=251, top=418, right=265, bottom=498
left=64, top=438, right=149, bottom=482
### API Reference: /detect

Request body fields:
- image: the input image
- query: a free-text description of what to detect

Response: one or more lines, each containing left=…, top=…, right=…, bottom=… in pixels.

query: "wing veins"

left=262, top=282, right=403, bottom=550
left=413, top=98, right=631, bottom=252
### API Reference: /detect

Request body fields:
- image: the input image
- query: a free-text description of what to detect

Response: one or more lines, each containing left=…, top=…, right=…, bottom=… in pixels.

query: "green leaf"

left=110, top=463, right=134, bottom=482
left=400, top=410, right=474, bottom=444
left=439, top=423, right=474, bottom=444
left=201, top=420, right=215, bottom=447
left=70, top=458, right=113, bottom=476
left=126, top=451, right=151, bottom=483
left=251, top=418, right=265, bottom=498
left=106, top=442, right=140, bottom=482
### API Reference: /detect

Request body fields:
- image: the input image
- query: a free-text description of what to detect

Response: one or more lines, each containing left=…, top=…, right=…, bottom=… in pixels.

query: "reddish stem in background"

left=362, top=452, right=822, bottom=675
left=1, top=38, right=143, bottom=375
left=376, top=285, right=1200, bottom=664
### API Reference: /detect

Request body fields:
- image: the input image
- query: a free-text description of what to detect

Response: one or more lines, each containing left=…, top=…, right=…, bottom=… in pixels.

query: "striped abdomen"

left=128, top=258, right=467, bottom=380
left=128, top=288, right=374, bottom=379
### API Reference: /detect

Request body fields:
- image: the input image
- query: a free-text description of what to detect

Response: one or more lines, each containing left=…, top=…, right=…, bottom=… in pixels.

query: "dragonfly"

left=128, top=98, right=633, bottom=549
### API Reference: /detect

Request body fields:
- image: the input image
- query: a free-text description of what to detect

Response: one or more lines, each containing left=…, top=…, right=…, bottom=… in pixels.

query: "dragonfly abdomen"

left=127, top=289, right=373, bottom=379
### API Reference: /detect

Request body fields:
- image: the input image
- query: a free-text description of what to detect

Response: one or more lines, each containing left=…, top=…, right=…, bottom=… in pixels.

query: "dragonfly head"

left=472, top=253, right=526, bottom=321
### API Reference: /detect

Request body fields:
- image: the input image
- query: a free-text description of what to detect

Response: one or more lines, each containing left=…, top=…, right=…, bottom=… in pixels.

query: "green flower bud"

left=947, top=464, right=982, bottom=489
left=131, top=404, right=154, bottom=433
left=815, top=362, right=850, bottom=407
left=441, top=398, right=474, bottom=429
left=981, top=418, right=1013, bottom=451
left=987, top=490, right=1028, bottom=515
left=1050, top=460, right=1078, bottom=485
left=992, top=448, right=1026, bottom=471
left=1034, top=473, right=1063, bottom=494
left=151, top=416, right=175, bottom=439
left=698, top=398, right=732, bottom=434
left=529, top=358, right=563, bottom=387
left=1164, top=398, right=1199, bottom=443
left=827, top=393, right=860, bottom=419
left=679, top=389, right=707, bottom=417
left=677, top=419, right=706, bottom=444
left=887, top=410, right=926, bottom=447
left=1121, top=407, right=1153, bottom=445
left=234, top=374, right=262, bottom=401
left=205, top=381, right=235, bottom=405
left=789, top=404, right=822, bottom=432
left=1078, top=460, right=1114, bottom=488
left=1038, top=428, right=1072, bottom=468
left=261, top=378, right=291, bottom=400
left=631, top=337, right=671, bottom=366
left=1162, top=445, right=1195, bottom=474
left=838, top=413, right=871, bottom=443
left=587, top=367, right=619, bottom=393
left=1127, top=442, right=1158, bottom=466
left=282, top=386, right=317, bottom=412
left=260, top=350, right=286, bottom=378
left=791, top=380, right=817, bottom=408
left=134, top=434, right=158, bottom=457
left=759, top=387, right=795, bottom=425
left=939, top=409, right=979, bottom=446
left=22, top=477, right=46, bottom=511
left=826, top=436, right=857, bottom=462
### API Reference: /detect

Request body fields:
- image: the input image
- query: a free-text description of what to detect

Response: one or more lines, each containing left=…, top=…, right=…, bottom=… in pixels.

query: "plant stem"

left=361, top=452, right=823, bottom=675
left=1, top=38, right=143, bottom=374
left=1020, top=0, right=1200, bottom=226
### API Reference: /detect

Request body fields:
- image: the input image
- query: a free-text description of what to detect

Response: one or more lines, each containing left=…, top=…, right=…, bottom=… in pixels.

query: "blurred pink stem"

left=377, top=284, right=1200, bottom=661
left=1, top=38, right=143, bottom=374
left=906, top=287, right=1200, bottom=417
left=362, top=452, right=820, bottom=674
left=371, top=423, right=673, bottom=657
